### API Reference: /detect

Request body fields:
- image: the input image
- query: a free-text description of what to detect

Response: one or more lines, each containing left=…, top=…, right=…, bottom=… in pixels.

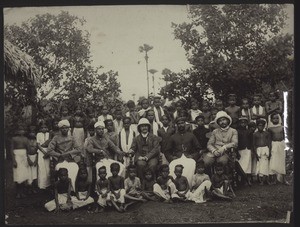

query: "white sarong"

left=269, top=141, right=286, bottom=175
left=72, top=128, right=85, bottom=148
left=95, top=159, right=125, bottom=180
left=72, top=191, right=94, bottom=209
left=13, top=149, right=30, bottom=183
left=256, top=146, right=270, bottom=176
left=45, top=193, right=70, bottom=212
left=108, top=189, right=125, bottom=203
left=37, top=150, right=51, bottom=189
left=153, top=180, right=177, bottom=200
left=97, top=188, right=109, bottom=207
left=169, top=154, right=196, bottom=187
left=238, top=148, right=252, bottom=174
left=55, top=161, right=79, bottom=191
left=186, top=180, right=212, bottom=203
left=28, top=154, right=38, bottom=184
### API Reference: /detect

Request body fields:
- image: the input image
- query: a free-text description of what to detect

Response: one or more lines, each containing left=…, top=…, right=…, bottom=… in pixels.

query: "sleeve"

left=225, top=129, right=238, bottom=149
left=108, top=138, right=122, bottom=155
left=145, top=136, right=160, bottom=160
left=130, top=137, right=137, bottom=152
left=124, top=178, right=129, bottom=192
left=207, top=130, right=218, bottom=153
left=47, top=136, right=59, bottom=155
left=164, top=135, right=175, bottom=162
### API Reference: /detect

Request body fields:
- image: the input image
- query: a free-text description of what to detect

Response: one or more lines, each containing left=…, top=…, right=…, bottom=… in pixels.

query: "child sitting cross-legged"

left=95, top=166, right=110, bottom=213
left=153, top=164, right=177, bottom=203
left=44, top=168, right=73, bottom=213
left=141, top=168, right=160, bottom=201
left=186, top=160, right=212, bottom=203
left=172, top=164, right=190, bottom=202
left=210, top=163, right=235, bottom=201
left=123, top=165, right=147, bottom=210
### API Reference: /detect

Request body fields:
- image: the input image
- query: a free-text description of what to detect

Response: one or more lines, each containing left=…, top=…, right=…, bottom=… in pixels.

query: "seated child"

left=141, top=169, right=159, bottom=201
left=172, top=164, right=190, bottom=202
left=72, top=167, right=94, bottom=210
left=108, top=163, right=126, bottom=212
left=153, top=164, right=177, bottom=202
left=210, top=163, right=235, bottom=201
left=45, top=168, right=73, bottom=212
left=124, top=165, right=147, bottom=210
left=186, top=160, right=212, bottom=203
left=95, top=166, right=110, bottom=213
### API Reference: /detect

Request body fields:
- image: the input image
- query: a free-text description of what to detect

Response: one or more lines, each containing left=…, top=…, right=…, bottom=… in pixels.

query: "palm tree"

left=139, top=44, right=153, bottom=98
left=161, top=68, right=172, bottom=86
left=148, top=69, right=158, bottom=96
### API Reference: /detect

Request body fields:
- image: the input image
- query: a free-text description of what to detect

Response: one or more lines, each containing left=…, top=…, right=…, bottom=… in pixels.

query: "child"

left=152, top=96, right=165, bottom=125
left=36, top=123, right=51, bottom=190
left=265, top=91, right=283, bottom=128
left=153, top=164, right=177, bottom=202
left=202, top=100, right=211, bottom=128
left=172, top=165, right=190, bottom=202
left=98, top=105, right=113, bottom=122
left=193, top=115, right=210, bottom=153
left=141, top=169, right=158, bottom=201
left=188, top=100, right=202, bottom=130
left=125, top=100, right=140, bottom=133
left=146, top=109, right=161, bottom=136
left=268, top=113, right=289, bottom=185
left=11, top=125, right=29, bottom=198
left=113, top=109, right=123, bottom=135
left=215, top=99, right=224, bottom=111
left=119, top=117, right=136, bottom=168
left=72, top=167, right=94, bottom=210
left=157, top=115, right=175, bottom=165
left=248, top=121, right=259, bottom=183
left=27, top=132, right=40, bottom=194
left=108, top=163, right=126, bottom=212
left=60, top=106, right=71, bottom=135
left=176, top=110, right=193, bottom=132
left=95, top=166, right=110, bottom=213
left=208, top=107, right=219, bottom=132
left=70, top=106, right=86, bottom=147
left=124, top=165, right=147, bottom=210
left=186, top=160, right=212, bottom=203
left=45, top=168, right=73, bottom=212
left=104, top=119, right=120, bottom=161
left=172, top=101, right=183, bottom=122
left=225, top=94, right=240, bottom=129
left=250, top=94, right=266, bottom=123
left=210, top=163, right=235, bottom=200
left=138, top=98, right=151, bottom=118
left=253, top=119, right=271, bottom=185
left=237, top=117, right=252, bottom=185
left=239, top=98, right=252, bottom=123
left=85, top=107, right=97, bottom=137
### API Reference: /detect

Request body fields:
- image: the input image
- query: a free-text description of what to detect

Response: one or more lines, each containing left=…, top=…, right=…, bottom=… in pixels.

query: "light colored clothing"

left=153, top=106, right=165, bottom=125
left=44, top=193, right=70, bottom=212
left=269, top=141, right=286, bottom=175
left=119, top=128, right=135, bottom=167
left=72, top=191, right=94, bottom=209
left=169, top=154, right=196, bottom=187
left=37, top=149, right=51, bottom=189
left=97, top=188, right=109, bottom=207
left=55, top=161, right=78, bottom=191
left=124, top=177, right=142, bottom=195
left=251, top=156, right=258, bottom=176
left=238, top=148, right=252, bottom=174
left=98, top=115, right=113, bottom=122
left=28, top=154, right=38, bottom=184
left=186, top=180, right=212, bottom=203
left=72, top=127, right=85, bottom=148
left=191, top=173, right=210, bottom=189
left=256, top=146, right=270, bottom=176
left=113, top=119, right=123, bottom=135
left=153, top=180, right=177, bottom=200
left=108, top=189, right=125, bottom=203
left=95, top=159, right=125, bottom=180
left=36, top=132, right=49, bottom=145
left=13, top=149, right=29, bottom=183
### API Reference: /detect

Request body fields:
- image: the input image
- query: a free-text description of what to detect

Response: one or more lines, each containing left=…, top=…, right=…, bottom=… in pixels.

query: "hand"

left=101, top=193, right=107, bottom=198
left=138, top=156, right=146, bottom=161
left=116, top=191, right=120, bottom=199
left=213, top=150, right=222, bottom=157
left=13, top=160, right=17, bottom=168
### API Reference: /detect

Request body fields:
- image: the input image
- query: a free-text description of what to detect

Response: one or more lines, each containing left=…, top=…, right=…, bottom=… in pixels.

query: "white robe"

left=120, top=128, right=135, bottom=167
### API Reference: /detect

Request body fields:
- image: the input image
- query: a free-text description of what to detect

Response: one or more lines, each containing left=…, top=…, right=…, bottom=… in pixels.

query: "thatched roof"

left=4, top=40, right=40, bottom=87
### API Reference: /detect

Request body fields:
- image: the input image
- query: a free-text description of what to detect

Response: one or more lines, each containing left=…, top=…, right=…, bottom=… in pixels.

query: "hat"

left=256, top=118, right=266, bottom=126
left=238, top=117, right=249, bottom=122
left=137, top=118, right=150, bottom=127
left=58, top=120, right=70, bottom=128
left=94, top=121, right=105, bottom=128
left=214, top=111, right=232, bottom=126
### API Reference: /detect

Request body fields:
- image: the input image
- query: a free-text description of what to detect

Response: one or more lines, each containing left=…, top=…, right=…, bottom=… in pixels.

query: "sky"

left=3, top=5, right=294, bottom=102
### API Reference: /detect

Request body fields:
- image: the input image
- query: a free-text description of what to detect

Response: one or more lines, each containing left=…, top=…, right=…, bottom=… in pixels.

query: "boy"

left=202, top=100, right=211, bottom=128
left=265, top=91, right=283, bottom=128
left=239, top=98, right=251, bottom=122
left=253, top=119, right=271, bottom=185
left=95, top=166, right=110, bottom=212
left=250, top=94, right=266, bottom=123
left=172, top=164, right=190, bottom=202
left=153, top=164, right=177, bottom=202
left=138, top=98, right=151, bottom=118
left=108, top=163, right=126, bottom=212
left=225, top=94, right=240, bottom=129
left=125, top=100, right=139, bottom=133
left=193, top=114, right=210, bottom=154
left=27, top=132, right=40, bottom=194
left=146, top=109, right=161, bottom=136
left=186, top=160, right=211, bottom=203
left=152, top=96, right=165, bottom=125
left=113, top=109, right=123, bottom=135
left=188, top=100, right=202, bottom=130
left=70, top=106, right=86, bottom=147
left=215, top=99, right=224, bottom=111
left=98, top=105, right=113, bottom=122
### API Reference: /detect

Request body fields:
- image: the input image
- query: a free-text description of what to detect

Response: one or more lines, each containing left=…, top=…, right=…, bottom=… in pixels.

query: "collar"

left=141, top=132, right=149, bottom=138
left=220, top=126, right=230, bottom=132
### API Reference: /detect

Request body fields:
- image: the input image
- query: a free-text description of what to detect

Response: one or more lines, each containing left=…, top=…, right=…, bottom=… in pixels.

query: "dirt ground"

left=4, top=159, right=293, bottom=225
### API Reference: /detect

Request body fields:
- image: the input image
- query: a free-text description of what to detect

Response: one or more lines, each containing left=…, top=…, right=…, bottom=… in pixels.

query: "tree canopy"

left=162, top=4, right=293, bottom=105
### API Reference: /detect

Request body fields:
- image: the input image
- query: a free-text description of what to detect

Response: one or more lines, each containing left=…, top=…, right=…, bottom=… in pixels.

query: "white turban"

left=58, top=119, right=70, bottom=128
left=94, top=121, right=105, bottom=128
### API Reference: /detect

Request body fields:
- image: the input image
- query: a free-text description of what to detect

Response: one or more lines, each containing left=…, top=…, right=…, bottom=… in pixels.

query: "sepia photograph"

left=3, top=3, right=294, bottom=225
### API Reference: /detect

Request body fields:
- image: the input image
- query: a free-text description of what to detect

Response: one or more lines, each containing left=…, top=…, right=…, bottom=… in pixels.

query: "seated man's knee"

left=217, top=155, right=228, bottom=165
left=136, top=160, right=147, bottom=167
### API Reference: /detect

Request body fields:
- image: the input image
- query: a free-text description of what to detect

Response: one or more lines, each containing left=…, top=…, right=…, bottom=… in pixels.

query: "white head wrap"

left=58, top=120, right=70, bottom=128
left=94, top=121, right=105, bottom=128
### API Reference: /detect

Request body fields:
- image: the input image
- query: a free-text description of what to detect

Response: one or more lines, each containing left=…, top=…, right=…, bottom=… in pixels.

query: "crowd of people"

left=9, top=91, right=289, bottom=213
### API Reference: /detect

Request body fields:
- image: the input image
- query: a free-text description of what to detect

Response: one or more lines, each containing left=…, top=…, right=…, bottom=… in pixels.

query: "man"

left=152, top=96, right=165, bottom=125
left=47, top=119, right=82, bottom=190
left=129, top=118, right=161, bottom=179
left=86, top=121, right=125, bottom=182
left=165, top=117, right=202, bottom=163
left=204, top=111, right=238, bottom=176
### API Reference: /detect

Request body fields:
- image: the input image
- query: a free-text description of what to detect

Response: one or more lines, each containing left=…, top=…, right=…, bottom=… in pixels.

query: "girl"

left=44, top=168, right=73, bottom=212
left=268, top=113, right=289, bottom=185
left=141, top=169, right=158, bottom=201
left=202, top=100, right=211, bottom=128
left=98, top=105, right=113, bottom=122
left=72, top=168, right=94, bottom=210
left=70, top=106, right=86, bottom=147
left=119, top=117, right=136, bottom=168
left=186, top=160, right=212, bottom=203
left=138, top=98, right=151, bottom=119
left=36, top=123, right=51, bottom=190
left=11, top=125, right=29, bottom=198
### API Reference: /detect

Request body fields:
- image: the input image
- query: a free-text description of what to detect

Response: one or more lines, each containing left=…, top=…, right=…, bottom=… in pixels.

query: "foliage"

left=168, top=4, right=294, bottom=104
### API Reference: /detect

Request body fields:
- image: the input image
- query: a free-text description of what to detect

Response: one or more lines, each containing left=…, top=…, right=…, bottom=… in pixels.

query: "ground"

left=5, top=159, right=293, bottom=225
